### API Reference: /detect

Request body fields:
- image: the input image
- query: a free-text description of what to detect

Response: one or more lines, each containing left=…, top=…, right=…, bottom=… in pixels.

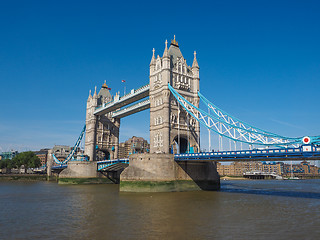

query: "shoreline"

left=220, top=176, right=247, bottom=180
left=220, top=176, right=320, bottom=180
left=1, top=174, right=319, bottom=183
left=0, top=174, right=50, bottom=181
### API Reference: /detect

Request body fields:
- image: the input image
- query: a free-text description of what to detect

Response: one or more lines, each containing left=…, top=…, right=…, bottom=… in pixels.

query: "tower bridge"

left=84, top=36, right=201, bottom=163
left=48, top=36, right=320, bottom=191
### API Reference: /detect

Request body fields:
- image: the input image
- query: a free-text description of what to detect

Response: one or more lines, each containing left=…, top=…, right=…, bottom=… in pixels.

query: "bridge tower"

left=149, top=36, right=200, bottom=154
left=84, top=82, right=120, bottom=161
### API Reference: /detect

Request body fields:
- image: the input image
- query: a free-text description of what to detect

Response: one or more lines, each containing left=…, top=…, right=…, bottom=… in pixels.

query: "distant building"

left=118, top=136, right=150, bottom=159
left=261, top=162, right=284, bottom=176
left=52, top=145, right=72, bottom=164
left=218, top=161, right=284, bottom=176
left=217, top=162, right=246, bottom=176
left=283, top=160, right=319, bottom=177
left=217, top=160, right=319, bottom=177
left=34, top=149, right=50, bottom=167
left=0, top=150, right=18, bottom=160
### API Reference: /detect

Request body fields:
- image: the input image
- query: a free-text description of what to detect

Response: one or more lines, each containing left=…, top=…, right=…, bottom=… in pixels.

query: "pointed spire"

left=163, top=39, right=169, bottom=58
left=93, top=86, right=97, bottom=98
left=192, top=51, right=199, bottom=68
left=87, top=89, right=92, bottom=101
left=150, top=48, right=155, bottom=66
left=171, top=35, right=179, bottom=47
left=102, top=80, right=108, bottom=88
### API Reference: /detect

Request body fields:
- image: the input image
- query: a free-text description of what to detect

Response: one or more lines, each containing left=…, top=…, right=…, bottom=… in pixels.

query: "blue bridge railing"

left=175, top=145, right=320, bottom=162
left=97, top=159, right=129, bottom=171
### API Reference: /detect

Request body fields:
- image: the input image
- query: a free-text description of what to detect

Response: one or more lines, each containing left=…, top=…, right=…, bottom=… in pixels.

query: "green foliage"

left=11, top=151, right=41, bottom=169
left=0, top=159, right=13, bottom=169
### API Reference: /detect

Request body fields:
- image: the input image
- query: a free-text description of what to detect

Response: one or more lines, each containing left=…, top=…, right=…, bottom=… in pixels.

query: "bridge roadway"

left=175, top=145, right=320, bottom=162
left=97, top=159, right=129, bottom=171
left=94, top=84, right=150, bottom=116
left=52, top=145, right=320, bottom=171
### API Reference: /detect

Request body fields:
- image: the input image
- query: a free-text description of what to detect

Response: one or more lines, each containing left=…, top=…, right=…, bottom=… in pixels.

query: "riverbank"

left=220, top=175, right=320, bottom=180
left=0, top=174, right=116, bottom=184
left=58, top=177, right=114, bottom=184
left=0, top=174, right=48, bottom=181
left=220, top=176, right=247, bottom=180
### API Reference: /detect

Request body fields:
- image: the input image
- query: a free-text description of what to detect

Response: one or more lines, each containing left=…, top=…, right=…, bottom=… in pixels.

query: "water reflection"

left=221, top=180, right=320, bottom=199
left=0, top=180, right=319, bottom=240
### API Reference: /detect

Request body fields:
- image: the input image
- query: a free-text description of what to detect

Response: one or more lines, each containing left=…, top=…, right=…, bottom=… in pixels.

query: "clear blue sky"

left=0, top=0, right=319, bottom=152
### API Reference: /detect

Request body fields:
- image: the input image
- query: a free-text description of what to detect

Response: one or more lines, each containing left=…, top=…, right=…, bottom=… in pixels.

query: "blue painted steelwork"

left=168, top=84, right=320, bottom=147
left=52, top=164, right=67, bottom=170
left=97, top=159, right=129, bottom=171
left=198, top=91, right=294, bottom=139
left=175, top=145, right=320, bottom=162
left=198, top=91, right=320, bottom=145
left=52, top=125, right=87, bottom=165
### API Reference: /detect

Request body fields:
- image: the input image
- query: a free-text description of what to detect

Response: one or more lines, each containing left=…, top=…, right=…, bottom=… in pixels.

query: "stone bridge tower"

left=84, top=82, right=120, bottom=161
left=149, top=36, right=200, bottom=154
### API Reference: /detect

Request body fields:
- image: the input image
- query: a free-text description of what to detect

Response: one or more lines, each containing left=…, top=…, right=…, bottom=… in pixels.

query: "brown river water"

left=0, top=179, right=319, bottom=240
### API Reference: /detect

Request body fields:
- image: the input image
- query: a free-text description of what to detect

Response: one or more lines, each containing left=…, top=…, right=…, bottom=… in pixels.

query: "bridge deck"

left=112, top=99, right=150, bottom=118
left=97, top=159, right=129, bottom=171
left=175, top=145, right=320, bottom=162
left=94, top=84, right=149, bottom=116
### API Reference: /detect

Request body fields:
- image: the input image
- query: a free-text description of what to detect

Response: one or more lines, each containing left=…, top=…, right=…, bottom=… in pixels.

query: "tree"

left=0, top=159, right=13, bottom=169
left=0, top=159, right=6, bottom=168
left=11, top=151, right=41, bottom=169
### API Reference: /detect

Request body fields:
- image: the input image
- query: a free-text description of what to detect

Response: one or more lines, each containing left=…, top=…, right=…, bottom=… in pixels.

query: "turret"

left=192, top=51, right=200, bottom=93
left=192, top=51, right=199, bottom=74
left=93, top=86, right=97, bottom=99
left=150, top=48, right=156, bottom=75
left=87, top=89, right=92, bottom=102
left=162, top=40, right=170, bottom=69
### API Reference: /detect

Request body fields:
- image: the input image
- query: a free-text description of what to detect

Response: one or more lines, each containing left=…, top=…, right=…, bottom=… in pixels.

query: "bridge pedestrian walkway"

left=94, top=84, right=150, bottom=116
left=175, top=145, right=320, bottom=162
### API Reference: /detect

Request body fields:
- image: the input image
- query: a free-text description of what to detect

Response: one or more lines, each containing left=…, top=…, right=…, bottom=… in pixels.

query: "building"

left=34, top=149, right=50, bottom=167
left=217, top=161, right=283, bottom=176
left=85, top=82, right=120, bottom=161
left=52, top=145, right=72, bottom=164
left=118, top=136, right=150, bottom=159
left=217, top=162, right=247, bottom=176
left=261, top=162, right=284, bottom=176
left=0, top=150, right=18, bottom=160
left=149, top=37, right=200, bottom=154
left=283, top=161, right=320, bottom=177
left=217, top=160, right=319, bottom=177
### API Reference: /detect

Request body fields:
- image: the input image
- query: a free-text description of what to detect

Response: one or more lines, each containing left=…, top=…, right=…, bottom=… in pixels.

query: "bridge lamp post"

left=178, top=102, right=180, bottom=154
left=208, top=107, right=211, bottom=152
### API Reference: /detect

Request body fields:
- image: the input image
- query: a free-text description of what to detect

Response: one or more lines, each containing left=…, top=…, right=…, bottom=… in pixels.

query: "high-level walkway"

left=94, top=84, right=150, bottom=116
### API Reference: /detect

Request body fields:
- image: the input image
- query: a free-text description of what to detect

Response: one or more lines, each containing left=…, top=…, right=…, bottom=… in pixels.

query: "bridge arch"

left=97, top=149, right=110, bottom=161
left=173, top=135, right=189, bottom=154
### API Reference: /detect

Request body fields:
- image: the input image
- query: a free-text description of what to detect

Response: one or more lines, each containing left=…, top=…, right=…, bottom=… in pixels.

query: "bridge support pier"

left=46, top=150, right=53, bottom=178
left=58, top=161, right=98, bottom=183
left=120, top=153, right=220, bottom=192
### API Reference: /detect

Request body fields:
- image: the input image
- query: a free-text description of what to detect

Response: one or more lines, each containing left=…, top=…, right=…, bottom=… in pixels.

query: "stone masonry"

left=149, top=36, right=200, bottom=154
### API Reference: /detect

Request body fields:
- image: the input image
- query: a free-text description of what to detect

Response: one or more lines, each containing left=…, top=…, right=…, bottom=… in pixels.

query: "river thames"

left=0, top=179, right=319, bottom=240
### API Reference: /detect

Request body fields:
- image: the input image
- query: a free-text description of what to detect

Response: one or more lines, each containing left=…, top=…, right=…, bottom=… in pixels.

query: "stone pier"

left=58, top=161, right=98, bottom=184
left=120, top=153, right=220, bottom=192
